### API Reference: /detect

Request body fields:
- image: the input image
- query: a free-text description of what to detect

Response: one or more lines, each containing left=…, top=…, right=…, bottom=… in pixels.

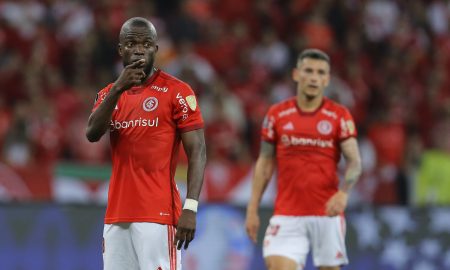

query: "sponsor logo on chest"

left=281, top=134, right=333, bottom=148
left=110, top=117, right=159, bottom=130
left=151, top=85, right=169, bottom=92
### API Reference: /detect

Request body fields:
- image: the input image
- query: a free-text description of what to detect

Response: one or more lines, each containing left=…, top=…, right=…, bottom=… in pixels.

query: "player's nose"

left=133, top=44, right=145, bottom=54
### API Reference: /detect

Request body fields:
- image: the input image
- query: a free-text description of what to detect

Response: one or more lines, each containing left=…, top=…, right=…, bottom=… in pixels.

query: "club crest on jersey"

left=317, top=120, right=332, bottom=135
left=186, top=95, right=197, bottom=111
left=143, top=97, right=158, bottom=112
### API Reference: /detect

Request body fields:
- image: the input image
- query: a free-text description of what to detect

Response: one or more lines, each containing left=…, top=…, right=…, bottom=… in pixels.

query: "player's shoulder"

left=99, top=83, right=114, bottom=93
left=95, top=83, right=114, bottom=102
left=268, top=97, right=297, bottom=118
left=323, top=97, right=351, bottom=115
left=157, top=70, right=192, bottom=91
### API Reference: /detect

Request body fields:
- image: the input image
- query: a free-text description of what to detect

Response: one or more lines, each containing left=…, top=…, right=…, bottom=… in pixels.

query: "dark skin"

left=86, top=18, right=206, bottom=251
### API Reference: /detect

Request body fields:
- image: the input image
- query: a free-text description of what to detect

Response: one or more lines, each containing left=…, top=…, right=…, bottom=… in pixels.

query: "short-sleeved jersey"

left=92, top=70, right=204, bottom=225
left=261, top=97, right=357, bottom=216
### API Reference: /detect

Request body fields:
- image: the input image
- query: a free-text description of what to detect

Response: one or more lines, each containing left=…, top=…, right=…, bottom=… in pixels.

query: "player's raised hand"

left=174, top=209, right=196, bottom=250
left=325, top=190, right=348, bottom=216
left=245, top=210, right=260, bottom=243
left=113, top=59, right=146, bottom=92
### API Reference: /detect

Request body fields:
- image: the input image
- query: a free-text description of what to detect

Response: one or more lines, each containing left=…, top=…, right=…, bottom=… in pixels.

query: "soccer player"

left=86, top=17, right=206, bottom=270
left=245, top=49, right=362, bottom=270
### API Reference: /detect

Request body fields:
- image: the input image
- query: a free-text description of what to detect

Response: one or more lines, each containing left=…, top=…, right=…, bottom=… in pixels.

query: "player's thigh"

left=309, top=216, right=348, bottom=268
left=263, top=216, right=309, bottom=269
left=103, top=223, right=139, bottom=270
left=265, top=255, right=298, bottom=270
left=131, top=222, right=181, bottom=270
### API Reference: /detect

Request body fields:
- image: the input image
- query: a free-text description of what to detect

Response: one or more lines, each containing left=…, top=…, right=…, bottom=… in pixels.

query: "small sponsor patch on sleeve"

left=186, top=95, right=197, bottom=111
left=346, top=120, right=355, bottom=135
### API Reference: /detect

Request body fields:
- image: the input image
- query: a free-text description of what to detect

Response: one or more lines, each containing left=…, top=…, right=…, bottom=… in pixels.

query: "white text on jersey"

left=281, top=135, right=333, bottom=148
left=151, top=85, right=168, bottom=92
left=110, top=117, right=159, bottom=130
left=176, top=93, right=189, bottom=121
left=278, top=107, right=296, bottom=118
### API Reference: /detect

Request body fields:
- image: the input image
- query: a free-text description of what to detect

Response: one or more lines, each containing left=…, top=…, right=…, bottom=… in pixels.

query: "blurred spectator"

left=415, top=117, right=450, bottom=205
left=0, top=0, right=449, bottom=205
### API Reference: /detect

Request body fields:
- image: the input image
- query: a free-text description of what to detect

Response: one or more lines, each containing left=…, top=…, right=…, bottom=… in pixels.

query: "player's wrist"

left=338, top=188, right=350, bottom=196
left=183, top=198, right=198, bottom=213
left=112, top=81, right=130, bottom=94
left=246, top=204, right=259, bottom=215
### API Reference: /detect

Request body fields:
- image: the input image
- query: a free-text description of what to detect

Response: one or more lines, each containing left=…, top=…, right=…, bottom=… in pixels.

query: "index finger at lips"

left=127, top=59, right=146, bottom=69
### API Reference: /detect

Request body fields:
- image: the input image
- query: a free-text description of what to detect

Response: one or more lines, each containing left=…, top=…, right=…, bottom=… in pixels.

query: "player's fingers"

left=176, top=230, right=187, bottom=250
left=184, top=231, right=194, bottom=249
left=130, top=79, right=141, bottom=86
left=177, top=239, right=185, bottom=250
left=174, top=229, right=181, bottom=245
left=326, top=204, right=336, bottom=216
left=126, top=59, right=146, bottom=69
left=251, top=231, right=257, bottom=243
left=330, top=206, right=340, bottom=216
left=249, top=225, right=257, bottom=243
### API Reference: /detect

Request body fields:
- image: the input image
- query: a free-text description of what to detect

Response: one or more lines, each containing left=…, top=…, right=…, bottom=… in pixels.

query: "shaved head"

left=117, top=17, right=159, bottom=82
left=119, top=17, right=157, bottom=41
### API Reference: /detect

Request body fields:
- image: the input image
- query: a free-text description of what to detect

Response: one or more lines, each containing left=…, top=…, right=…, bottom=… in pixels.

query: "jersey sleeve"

left=338, top=107, right=357, bottom=141
left=173, top=84, right=204, bottom=132
left=261, top=107, right=277, bottom=144
left=91, top=84, right=113, bottom=112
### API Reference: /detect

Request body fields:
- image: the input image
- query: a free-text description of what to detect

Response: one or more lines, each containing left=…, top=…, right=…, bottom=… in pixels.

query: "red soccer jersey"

left=92, top=70, right=204, bottom=225
left=261, top=97, right=357, bottom=216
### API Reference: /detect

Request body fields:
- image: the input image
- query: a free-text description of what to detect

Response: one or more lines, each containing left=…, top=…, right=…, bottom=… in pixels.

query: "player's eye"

left=126, top=42, right=134, bottom=48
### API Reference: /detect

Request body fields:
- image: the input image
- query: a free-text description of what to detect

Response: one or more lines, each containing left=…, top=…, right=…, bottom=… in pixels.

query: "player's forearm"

left=86, top=88, right=121, bottom=142
left=340, top=159, right=362, bottom=193
left=247, top=157, right=274, bottom=213
left=185, top=138, right=206, bottom=201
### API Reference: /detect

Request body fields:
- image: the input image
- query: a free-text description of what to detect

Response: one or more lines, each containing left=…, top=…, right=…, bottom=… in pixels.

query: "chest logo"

left=317, top=120, right=332, bottom=135
left=151, top=85, right=168, bottom=92
left=143, top=97, right=158, bottom=112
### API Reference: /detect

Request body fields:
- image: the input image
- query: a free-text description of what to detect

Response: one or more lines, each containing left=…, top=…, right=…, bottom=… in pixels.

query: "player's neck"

left=297, top=94, right=323, bottom=112
left=139, top=67, right=157, bottom=85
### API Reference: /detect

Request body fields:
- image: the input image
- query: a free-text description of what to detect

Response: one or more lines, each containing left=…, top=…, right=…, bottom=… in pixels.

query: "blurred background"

left=0, top=0, right=450, bottom=269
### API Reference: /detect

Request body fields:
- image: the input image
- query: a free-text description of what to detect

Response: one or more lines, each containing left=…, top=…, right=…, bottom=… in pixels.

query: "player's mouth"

left=307, top=84, right=319, bottom=89
left=131, top=57, right=146, bottom=62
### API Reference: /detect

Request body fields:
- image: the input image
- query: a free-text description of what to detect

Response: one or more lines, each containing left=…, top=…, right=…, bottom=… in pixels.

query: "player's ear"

left=292, top=67, right=299, bottom=82
left=324, top=66, right=331, bottom=87
left=118, top=43, right=123, bottom=56
left=324, top=75, right=331, bottom=87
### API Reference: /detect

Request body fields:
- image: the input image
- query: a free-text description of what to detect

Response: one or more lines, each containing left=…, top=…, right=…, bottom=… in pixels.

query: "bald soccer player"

left=86, top=17, right=206, bottom=270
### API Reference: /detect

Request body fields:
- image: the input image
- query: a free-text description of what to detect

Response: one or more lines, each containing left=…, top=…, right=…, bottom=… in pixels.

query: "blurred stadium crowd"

left=0, top=0, right=449, bottom=205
